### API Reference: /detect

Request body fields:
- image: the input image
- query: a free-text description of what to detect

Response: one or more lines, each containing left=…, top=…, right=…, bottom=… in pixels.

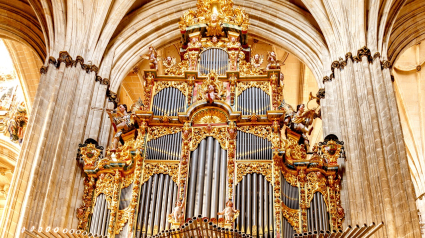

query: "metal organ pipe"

left=186, top=146, right=199, bottom=218
left=211, top=140, right=221, bottom=218
left=159, top=176, right=170, bottom=232
left=203, top=137, right=214, bottom=217
left=195, top=139, right=207, bottom=216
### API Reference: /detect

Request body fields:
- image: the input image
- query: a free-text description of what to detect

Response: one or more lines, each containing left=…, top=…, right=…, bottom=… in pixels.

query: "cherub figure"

left=162, top=56, right=177, bottom=75
left=266, top=51, right=281, bottom=70
left=169, top=201, right=185, bottom=223
left=188, top=36, right=202, bottom=71
left=204, top=35, right=224, bottom=48
left=251, top=54, right=264, bottom=74
left=227, top=36, right=241, bottom=71
left=283, top=103, right=315, bottom=148
left=217, top=200, right=239, bottom=223
left=206, top=84, right=218, bottom=103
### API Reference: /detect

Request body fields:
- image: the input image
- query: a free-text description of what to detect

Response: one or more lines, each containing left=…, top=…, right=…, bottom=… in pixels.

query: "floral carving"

left=190, top=126, right=228, bottom=150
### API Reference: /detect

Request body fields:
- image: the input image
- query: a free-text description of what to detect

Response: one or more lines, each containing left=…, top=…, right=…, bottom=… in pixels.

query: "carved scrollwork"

left=147, top=126, right=182, bottom=142
left=237, top=126, right=279, bottom=148
left=94, top=173, right=115, bottom=209
left=281, top=202, right=300, bottom=229
left=128, top=152, right=144, bottom=232
left=115, top=207, right=131, bottom=234
left=190, top=126, right=228, bottom=150
left=305, top=172, right=327, bottom=208
left=80, top=143, right=102, bottom=167
left=236, top=162, right=272, bottom=184
left=154, top=81, right=189, bottom=97
left=122, top=173, right=134, bottom=189
left=192, top=108, right=228, bottom=124
left=236, top=81, right=270, bottom=96
left=142, top=162, right=179, bottom=185
left=77, top=176, right=95, bottom=230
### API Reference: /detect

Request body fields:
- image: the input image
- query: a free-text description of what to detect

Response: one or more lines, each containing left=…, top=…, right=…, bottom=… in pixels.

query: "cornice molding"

left=40, top=52, right=117, bottom=102
left=324, top=47, right=393, bottom=84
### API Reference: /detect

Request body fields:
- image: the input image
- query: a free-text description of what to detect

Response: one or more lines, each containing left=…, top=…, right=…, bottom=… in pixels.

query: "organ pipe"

left=186, top=137, right=227, bottom=220
left=135, top=174, right=177, bottom=238
left=152, top=88, right=186, bottom=116
left=236, top=173, right=274, bottom=237
left=237, top=87, right=271, bottom=115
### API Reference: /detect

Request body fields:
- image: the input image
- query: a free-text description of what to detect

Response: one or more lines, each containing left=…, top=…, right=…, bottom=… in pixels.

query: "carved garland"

left=190, top=127, right=228, bottom=150
left=236, top=81, right=270, bottom=96
left=154, top=81, right=189, bottom=97
left=127, top=152, right=145, bottom=233
left=77, top=176, right=95, bottom=230
left=273, top=152, right=282, bottom=236
left=147, top=126, right=182, bottom=142
left=108, top=170, right=122, bottom=236
left=178, top=122, right=192, bottom=204
left=142, top=162, right=179, bottom=185
left=236, top=162, right=272, bottom=184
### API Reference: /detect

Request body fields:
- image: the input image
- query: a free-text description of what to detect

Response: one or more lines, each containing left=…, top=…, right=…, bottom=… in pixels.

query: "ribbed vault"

left=387, top=0, right=425, bottom=64
left=101, top=0, right=328, bottom=91
left=0, top=0, right=45, bottom=61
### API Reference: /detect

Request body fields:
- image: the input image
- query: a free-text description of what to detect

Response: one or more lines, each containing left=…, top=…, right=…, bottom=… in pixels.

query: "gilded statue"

left=106, top=104, right=136, bottom=151
left=203, top=35, right=224, bottom=48
left=227, top=34, right=241, bottom=71
left=188, top=35, right=202, bottom=71
left=251, top=54, right=264, bottom=74
left=168, top=201, right=185, bottom=224
left=217, top=200, right=239, bottom=223
left=3, top=101, right=27, bottom=144
left=162, top=56, right=177, bottom=75
left=147, top=46, right=159, bottom=70
left=266, top=51, right=281, bottom=70
left=206, top=13, right=224, bottom=36
left=197, top=71, right=226, bottom=103
left=282, top=102, right=318, bottom=149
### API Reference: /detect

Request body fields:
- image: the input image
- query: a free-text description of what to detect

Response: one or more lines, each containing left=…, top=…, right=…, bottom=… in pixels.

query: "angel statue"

left=106, top=104, right=136, bottom=151
left=162, top=56, right=177, bottom=75
left=142, top=46, right=159, bottom=70
left=251, top=54, right=264, bottom=74
left=168, top=201, right=185, bottom=225
left=266, top=51, right=282, bottom=70
left=280, top=101, right=318, bottom=149
left=217, top=200, right=239, bottom=224
left=206, top=13, right=224, bottom=36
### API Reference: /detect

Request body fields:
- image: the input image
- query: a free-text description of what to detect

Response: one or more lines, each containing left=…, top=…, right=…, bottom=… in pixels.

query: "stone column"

left=322, top=51, right=421, bottom=238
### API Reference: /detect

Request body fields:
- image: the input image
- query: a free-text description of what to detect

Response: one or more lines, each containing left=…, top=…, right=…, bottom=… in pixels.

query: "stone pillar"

left=322, top=51, right=421, bottom=238
left=0, top=56, right=108, bottom=237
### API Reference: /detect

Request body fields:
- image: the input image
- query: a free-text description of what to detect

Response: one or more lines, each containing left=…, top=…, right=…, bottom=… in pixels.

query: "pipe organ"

left=76, top=1, right=345, bottom=237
